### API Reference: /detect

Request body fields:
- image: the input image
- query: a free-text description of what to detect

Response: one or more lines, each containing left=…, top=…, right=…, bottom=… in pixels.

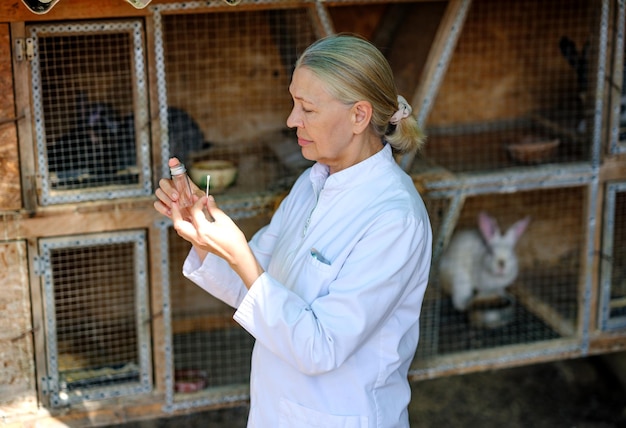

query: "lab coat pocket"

left=278, top=398, right=368, bottom=428
left=296, top=251, right=336, bottom=302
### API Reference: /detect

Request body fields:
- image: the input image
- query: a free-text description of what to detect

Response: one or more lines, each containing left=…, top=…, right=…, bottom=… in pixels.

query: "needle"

left=206, top=175, right=211, bottom=197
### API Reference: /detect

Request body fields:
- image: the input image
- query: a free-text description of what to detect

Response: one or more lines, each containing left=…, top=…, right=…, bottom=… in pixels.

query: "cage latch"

left=15, top=38, right=34, bottom=62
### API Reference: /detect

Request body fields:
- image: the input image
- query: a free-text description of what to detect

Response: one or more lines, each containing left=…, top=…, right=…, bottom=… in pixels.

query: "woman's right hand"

left=154, top=157, right=202, bottom=219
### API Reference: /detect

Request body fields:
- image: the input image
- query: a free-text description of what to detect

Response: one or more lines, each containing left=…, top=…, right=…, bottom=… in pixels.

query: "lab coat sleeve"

left=182, top=192, right=287, bottom=308
left=233, top=212, right=432, bottom=375
left=183, top=249, right=247, bottom=308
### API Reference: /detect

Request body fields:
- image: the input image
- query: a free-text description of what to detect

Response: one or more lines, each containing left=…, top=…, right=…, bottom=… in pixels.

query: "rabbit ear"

left=559, top=36, right=579, bottom=69
left=503, top=216, right=531, bottom=246
left=478, top=211, right=501, bottom=243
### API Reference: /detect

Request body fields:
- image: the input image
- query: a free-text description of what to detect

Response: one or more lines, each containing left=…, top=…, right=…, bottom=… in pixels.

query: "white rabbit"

left=439, top=211, right=531, bottom=311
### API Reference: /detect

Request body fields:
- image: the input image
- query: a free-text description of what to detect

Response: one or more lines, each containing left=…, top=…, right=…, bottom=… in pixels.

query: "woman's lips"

left=298, top=138, right=313, bottom=147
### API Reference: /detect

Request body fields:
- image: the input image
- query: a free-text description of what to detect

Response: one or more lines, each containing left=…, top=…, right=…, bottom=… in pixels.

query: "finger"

left=170, top=200, right=183, bottom=223
left=190, top=196, right=211, bottom=225
left=170, top=201, right=197, bottom=238
left=158, top=178, right=178, bottom=202
left=155, top=187, right=172, bottom=206
left=153, top=200, right=171, bottom=217
left=206, top=195, right=228, bottom=222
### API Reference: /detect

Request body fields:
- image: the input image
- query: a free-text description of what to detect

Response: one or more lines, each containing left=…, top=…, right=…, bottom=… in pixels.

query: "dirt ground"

left=115, top=355, right=626, bottom=428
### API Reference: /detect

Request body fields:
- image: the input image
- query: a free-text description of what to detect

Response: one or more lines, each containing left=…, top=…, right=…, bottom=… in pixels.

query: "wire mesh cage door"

left=420, top=0, right=604, bottom=173
left=600, top=182, right=626, bottom=330
left=37, top=231, right=152, bottom=408
left=412, top=184, right=587, bottom=374
left=28, top=20, right=152, bottom=206
left=159, top=222, right=256, bottom=411
left=153, top=4, right=318, bottom=195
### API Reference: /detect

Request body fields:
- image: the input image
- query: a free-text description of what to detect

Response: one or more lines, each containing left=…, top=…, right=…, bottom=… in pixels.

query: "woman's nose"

left=286, top=107, right=301, bottom=128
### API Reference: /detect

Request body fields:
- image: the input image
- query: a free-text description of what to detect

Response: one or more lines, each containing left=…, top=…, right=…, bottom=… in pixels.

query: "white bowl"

left=188, top=160, right=238, bottom=193
left=467, top=294, right=515, bottom=329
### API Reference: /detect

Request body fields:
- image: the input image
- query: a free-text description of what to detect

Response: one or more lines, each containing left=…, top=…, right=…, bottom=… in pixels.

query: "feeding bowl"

left=505, top=137, right=560, bottom=164
left=188, top=160, right=238, bottom=193
left=467, top=294, right=515, bottom=329
left=174, top=369, right=209, bottom=393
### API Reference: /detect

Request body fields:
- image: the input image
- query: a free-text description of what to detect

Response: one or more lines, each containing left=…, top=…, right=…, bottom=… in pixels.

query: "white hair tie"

left=389, top=95, right=412, bottom=125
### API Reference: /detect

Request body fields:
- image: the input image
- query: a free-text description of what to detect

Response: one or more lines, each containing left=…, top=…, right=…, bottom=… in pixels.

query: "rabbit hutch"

left=1, top=0, right=626, bottom=425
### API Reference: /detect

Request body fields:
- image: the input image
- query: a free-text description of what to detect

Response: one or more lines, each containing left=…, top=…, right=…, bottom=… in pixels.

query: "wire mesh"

left=37, top=32, right=138, bottom=189
left=29, top=21, right=152, bottom=205
left=168, top=227, right=254, bottom=397
left=50, top=242, right=141, bottom=391
left=416, top=186, right=584, bottom=361
left=160, top=8, right=317, bottom=194
left=423, top=0, right=599, bottom=172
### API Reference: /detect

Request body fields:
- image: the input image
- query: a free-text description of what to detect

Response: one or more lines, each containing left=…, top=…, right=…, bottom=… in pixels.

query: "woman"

left=155, top=34, right=432, bottom=428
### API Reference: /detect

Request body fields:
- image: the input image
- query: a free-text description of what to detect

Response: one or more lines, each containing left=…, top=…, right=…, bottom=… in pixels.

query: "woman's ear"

left=351, top=101, right=373, bottom=134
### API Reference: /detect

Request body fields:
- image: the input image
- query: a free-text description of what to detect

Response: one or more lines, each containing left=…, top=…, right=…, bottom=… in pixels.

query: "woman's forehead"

left=289, top=67, right=333, bottom=104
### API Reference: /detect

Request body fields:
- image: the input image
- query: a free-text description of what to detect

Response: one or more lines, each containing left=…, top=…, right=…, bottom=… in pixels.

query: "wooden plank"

left=0, top=241, right=37, bottom=415
left=1, top=199, right=159, bottom=240
left=309, top=2, right=335, bottom=38
left=410, top=337, right=582, bottom=381
left=510, top=286, right=576, bottom=338
left=411, top=0, right=472, bottom=126
left=586, top=179, right=603, bottom=333
left=0, top=0, right=150, bottom=22
left=1, top=0, right=320, bottom=22
left=399, top=0, right=472, bottom=171
left=1, top=397, right=247, bottom=426
left=600, top=154, right=626, bottom=181
left=144, top=15, right=163, bottom=189
left=11, top=22, right=37, bottom=213
left=0, top=23, right=21, bottom=211
left=26, top=238, right=48, bottom=407
left=148, top=223, right=166, bottom=395
left=172, top=314, right=237, bottom=335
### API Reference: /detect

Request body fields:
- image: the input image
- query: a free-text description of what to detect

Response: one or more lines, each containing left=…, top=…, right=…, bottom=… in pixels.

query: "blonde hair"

left=295, top=33, right=425, bottom=153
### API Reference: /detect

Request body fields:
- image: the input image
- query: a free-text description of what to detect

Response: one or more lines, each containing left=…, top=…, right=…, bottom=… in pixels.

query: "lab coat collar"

left=309, top=143, right=392, bottom=196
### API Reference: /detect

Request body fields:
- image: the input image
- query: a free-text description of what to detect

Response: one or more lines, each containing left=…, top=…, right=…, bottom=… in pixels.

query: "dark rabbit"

left=559, top=36, right=590, bottom=132
left=49, top=94, right=210, bottom=185
left=121, top=106, right=211, bottom=167
left=166, top=106, right=212, bottom=165
left=559, top=36, right=589, bottom=94
left=47, top=93, right=132, bottom=184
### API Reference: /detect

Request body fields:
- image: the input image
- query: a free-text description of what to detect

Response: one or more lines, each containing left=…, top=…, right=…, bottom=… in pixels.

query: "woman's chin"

left=300, top=146, right=317, bottom=161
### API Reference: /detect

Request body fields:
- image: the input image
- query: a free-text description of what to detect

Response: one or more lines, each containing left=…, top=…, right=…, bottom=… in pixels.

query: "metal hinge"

left=33, top=255, right=47, bottom=276
left=40, top=375, right=53, bottom=395
left=15, top=38, right=35, bottom=62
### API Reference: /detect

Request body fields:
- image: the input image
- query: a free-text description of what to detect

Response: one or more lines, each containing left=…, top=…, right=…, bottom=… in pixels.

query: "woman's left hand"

left=171, top=195, right=264, bottom=288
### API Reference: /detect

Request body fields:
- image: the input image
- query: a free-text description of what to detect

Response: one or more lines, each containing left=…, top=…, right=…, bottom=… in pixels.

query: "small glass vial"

left=170, top=162, right=194, bottom=208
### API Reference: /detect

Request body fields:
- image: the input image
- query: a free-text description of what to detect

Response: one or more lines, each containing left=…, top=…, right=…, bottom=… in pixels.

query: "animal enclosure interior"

left=38, top=231, right=151, bottom=407
left=417, top=0, right=598, bottom=173
left=3, top=0, right=625, bottom=423
left=167, top=227, right=253, bottom=402
left=415, top=186, right=585, bottom=361
left=31, top=21, right=152, bottom=205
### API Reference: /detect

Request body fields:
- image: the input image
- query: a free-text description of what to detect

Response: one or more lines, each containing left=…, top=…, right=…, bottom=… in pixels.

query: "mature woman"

left=155, top=34, right=432, bottom=428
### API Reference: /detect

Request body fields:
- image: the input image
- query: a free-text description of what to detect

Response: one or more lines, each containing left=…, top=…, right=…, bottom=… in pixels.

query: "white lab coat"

left=183, top=143, right=432, bottom=427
